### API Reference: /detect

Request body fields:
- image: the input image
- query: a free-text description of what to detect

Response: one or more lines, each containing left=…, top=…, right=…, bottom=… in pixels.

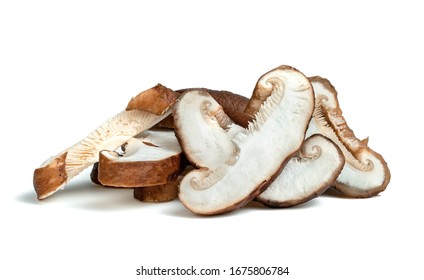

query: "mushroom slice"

left=177, top=89, right=344, bottom=208
left=133, top=180, right=179, bottom=202
left=306, top=77, right=391, bottom=197
left=33, top=84, right=178, bottom=199
left=97, top=129, right=182, bottom=188
left=173, top=91, right=245, bottom=170
left=174, top=65, right=314, bottom=215
left=256, top=134, right=345, bottom=207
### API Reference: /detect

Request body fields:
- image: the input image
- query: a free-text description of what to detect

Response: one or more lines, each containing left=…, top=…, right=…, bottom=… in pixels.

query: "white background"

left=1, top=1, right=422, bottom=279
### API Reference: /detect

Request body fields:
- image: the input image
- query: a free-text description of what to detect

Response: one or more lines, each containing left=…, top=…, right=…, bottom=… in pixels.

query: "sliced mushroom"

left=97, top=129, right=182, bottom=188
left=174, top=65, right=314, bottom=215
left=133, top=180, right=179, bottom=202
left=176, top=88, right=345, bottom=208
left=33, top=84, right=178, bottom=199
left=306, top=76, right=391, bottom=197
left=236, top=79, right=347, bottom=207
left=173, top=91, right=245, bottom=170
left=256, top=134, right=345, bottom=207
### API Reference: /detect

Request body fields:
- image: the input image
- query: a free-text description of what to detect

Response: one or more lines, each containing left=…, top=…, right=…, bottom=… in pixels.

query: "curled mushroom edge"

left=306, top=76, right=391, bottom=198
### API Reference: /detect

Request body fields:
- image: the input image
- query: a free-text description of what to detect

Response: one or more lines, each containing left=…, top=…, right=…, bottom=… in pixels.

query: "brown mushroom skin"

left=126, top=84, right=178, bottom=115
left=97, top=152, right=181, bottom=188
left=243, top=87, right=270, bottom=117
left=92, top=162, right=179, bottom=202
left=133, top=180, right=179, bottom=202
left=90, top=137, right=188, bottom=189
left=91, top=156, right=188, bottom=188
left=206, top=90, right=251, bottom=127
left=177, top=88, right=249, bottom=117
left=33, top=153, right=68, bottom=200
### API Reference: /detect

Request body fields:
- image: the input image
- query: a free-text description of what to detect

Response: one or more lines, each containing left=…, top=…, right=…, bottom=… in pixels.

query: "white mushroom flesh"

left=105, top=129, right=182, bottom=162
left=306, top=77, right=390, bottom=196
left=257, top=134, right=344, bottom=206
left=177, top=66, right=314, bottom=215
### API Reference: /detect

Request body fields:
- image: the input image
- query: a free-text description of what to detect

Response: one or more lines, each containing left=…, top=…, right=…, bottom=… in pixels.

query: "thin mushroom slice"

left=33, top=84, right=178, bottom=199
left=174, top=65, right=314, bottom=215
left=97, top=129, right=182, bottom=188
left=306, top=76, right=391, bottom=197
left=256, top=134, right=345, bottom=207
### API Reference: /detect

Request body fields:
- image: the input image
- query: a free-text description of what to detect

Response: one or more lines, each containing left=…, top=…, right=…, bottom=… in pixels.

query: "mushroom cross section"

left=305, top=76, right=391, bottom=197
left=177, top=87, right=345, bottom=208
left=173, top=91, right=244, bottom=170
left=174, top=66, right=314, bottom=215
left=256, top=134, right=345, bottom=207
left=97, top=129, right=182, bottom=188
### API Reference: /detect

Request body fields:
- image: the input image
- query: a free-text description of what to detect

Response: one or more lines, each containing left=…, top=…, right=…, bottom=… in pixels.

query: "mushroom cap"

left=97, top=129, right=182, bottom=188
left=256, top=134, right=345, bottom=207
left=176, top=65, right=314, bottom=215
left=33, top=152, right=68, bottom=199
left=306, top=76, right=391, bottom=197
left=126, top=83, right=178, bottom=115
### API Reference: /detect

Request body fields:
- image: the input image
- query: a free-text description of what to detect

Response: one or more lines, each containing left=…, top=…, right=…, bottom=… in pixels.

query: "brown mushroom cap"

left=33, top=153, right=68, bottom=198
left=126, top=84, right=178, bottom=115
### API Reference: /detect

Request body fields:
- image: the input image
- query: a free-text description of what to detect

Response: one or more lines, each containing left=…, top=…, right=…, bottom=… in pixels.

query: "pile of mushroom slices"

left=33, top=65, right=391, bottom=215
